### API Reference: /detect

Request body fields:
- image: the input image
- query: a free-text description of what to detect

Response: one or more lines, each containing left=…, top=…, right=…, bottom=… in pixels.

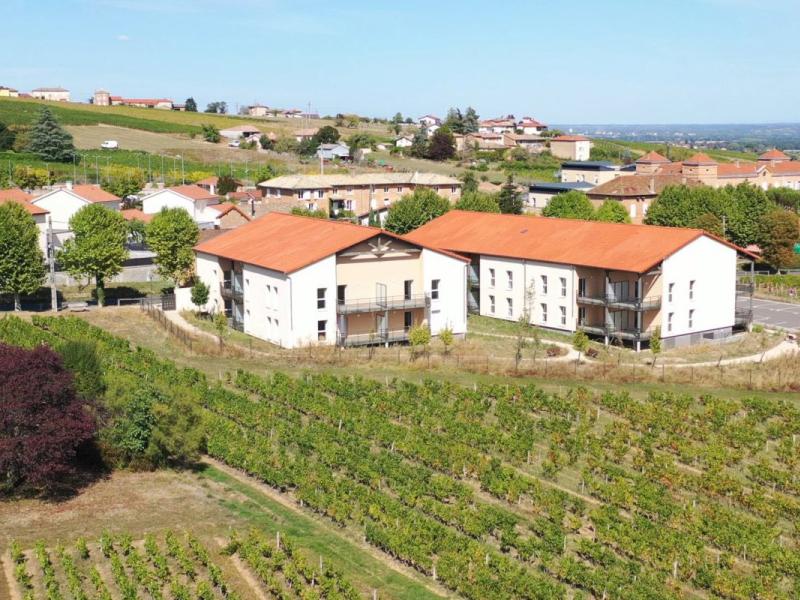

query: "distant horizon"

left=6, top=0, right=800, bottom=124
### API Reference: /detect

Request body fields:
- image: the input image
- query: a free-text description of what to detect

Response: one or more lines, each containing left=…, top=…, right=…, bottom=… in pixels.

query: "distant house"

left=527, top=181, right=595, bottom=211
left=196, top=176, right=243, bottom=196
left=281, top=109, right=304, bottom=119
left=464, top=132, right=505, bottom=150
left=93, top=89, right=111, bottom=106
left=317, top=142, right=350, bottom=161
left=503, top=133, right=546, bottom=153
left=418, top=115, right=441, bottom=127
left=30, top=184, right=120, bottom=250
left=0, top=188, right=48, bottom=254
left=549, top=135, right=592, bottom=161
left=587, top=174, right=703, bottom=223
left=108, top=96, right=173, bottom=109
left=31, top=87, right=70, bottom=102
left=424, top=124, right=440, bottom=138
left=208, top=203, right=251, bottom=229
left=294, top=128, right=319, bottom=143
left=220, top=124, right=261, bottom=140
left=0, top=86, right=19, bottom=98
left=141, top=185, right=222, bottom=229
left=560, top=161, right=634, bottom=185
left=518, top=117, right=548, bottom=135
left=248, top=104, right=270, bottom=117
left=478, top=117, right=516, bottom=134
left=395, top=135, right=413, bottom=148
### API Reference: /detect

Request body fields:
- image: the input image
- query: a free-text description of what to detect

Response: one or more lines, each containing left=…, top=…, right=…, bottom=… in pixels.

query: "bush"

left=384, top=188, right=450, bottom=234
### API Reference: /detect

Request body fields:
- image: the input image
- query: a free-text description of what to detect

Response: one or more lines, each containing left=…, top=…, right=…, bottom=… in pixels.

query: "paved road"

left=752, top=297, right=800, bottom=331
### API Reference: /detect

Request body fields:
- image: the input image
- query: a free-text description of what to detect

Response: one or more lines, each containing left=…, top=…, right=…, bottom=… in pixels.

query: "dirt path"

left=201, top=457, right=451, bottom=599
left=213, top=539, right=269, bottom=600
left=1, top=550, right=22, bottom=600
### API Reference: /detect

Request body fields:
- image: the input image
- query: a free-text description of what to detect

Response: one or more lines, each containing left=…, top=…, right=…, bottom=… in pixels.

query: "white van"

left=101, top=140, right=119, bottom=149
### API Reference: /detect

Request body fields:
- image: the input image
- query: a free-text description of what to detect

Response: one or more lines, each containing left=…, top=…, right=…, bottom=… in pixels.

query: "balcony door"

left=578, top=278, right=587, bottom=297
left=376, top=282, right=387, bottom=308
left=610, top=280, right=629, bottom=302
left=376, top=312, right=388, bottom=339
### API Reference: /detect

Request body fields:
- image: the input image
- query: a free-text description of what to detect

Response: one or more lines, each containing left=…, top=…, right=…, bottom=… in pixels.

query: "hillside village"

left=3, top=4, right=800, bottom=597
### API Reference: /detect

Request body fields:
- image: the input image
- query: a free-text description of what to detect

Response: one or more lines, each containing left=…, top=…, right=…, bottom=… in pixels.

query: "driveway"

left=752, top=297, right=800, bottom=331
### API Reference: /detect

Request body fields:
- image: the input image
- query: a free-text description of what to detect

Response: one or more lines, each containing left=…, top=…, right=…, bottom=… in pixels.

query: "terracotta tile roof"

left=196, top=176, right=218, bottom=185
left=657, top=162, right=684, bottom=174
left=195, top=213, right=467, bottom=273
left=162, top=185, right=218, bottom=202
left=636, top=151, right=670, bottom=164
left=227, top=191, right=258, bottom=201
left=683, top=152, right=717, bottom=166
left=120, top=208, right=153, bottom=223
left=0, top=195, right=48, bottom=216
left=765, top=161, right=800, bottom=176
left=0, top=187, right=34, bottom=203
left=588, top=174, right=701, bottom=198
left=70, top=185, right=120, bottom=203
left=551, top=135, right=590, bottom=142
left=759, top=149, right=789, bottom=161
left=405, top=210, right=747, bottom=274
left=519, top=118, right=546, bottom=127
left=716, top=163, right=761, bottom=178
left=221, top=124, right=261, bottom=134
left=208, top=203, right=251, bottom=220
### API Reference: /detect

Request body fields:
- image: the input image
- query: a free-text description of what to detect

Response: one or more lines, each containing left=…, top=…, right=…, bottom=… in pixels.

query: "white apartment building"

left=406, top=211, right=755, bottom=350
left=186, top=213, right=469, bottom=348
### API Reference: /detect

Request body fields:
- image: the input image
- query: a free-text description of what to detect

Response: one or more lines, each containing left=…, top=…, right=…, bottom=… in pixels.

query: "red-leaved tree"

left=0, top=343, right=97, bottom=491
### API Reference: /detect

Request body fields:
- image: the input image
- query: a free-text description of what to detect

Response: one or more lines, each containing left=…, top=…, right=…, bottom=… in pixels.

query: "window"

left=317, top=190, right=323, bottom=199
left=541, top=275, right=548, bottom=295
left=345, top=199, right=353, bottom=211
left=317, top=287, right=326, bottom=309
left=404, top=311, right=413, bottom=330
left=337, top=285, right=346, bottom=305
left=668, top=282, right=674, bottom=303
left=451, top=186, right=457, bottom=194
left=688, top=309, right=694, bottom=329
left=541, top=303, right=548, bottom=323
left=578, top=278, right=586, bottom=297
left=667, top=312, right=673, bottom=333
left=578, top=307, right=586, bottom=325
left=507, top=298, right=513, bottom=318
left=689, top=280, right=695, bottom=300
left=489, top=268, right=496, bottom=287
left=489, top=295, right=495, bottom=314
left=560, top=306, right=567, bottom=326
left=297, top=191, right=303, bottom=199
left=266, top=285, right=271, bottom=307
left=506, top=270, right=513, bottom=290
left=397, top=186, right=402, bottom=193
left=630, top=204, right=637, bottom=219
left=560, top=277, right=567, bottom=297
left=431, top=279, right=440, bottom=300
left=384, top=186, right=389, bottom=193
left=307, top=202, right=317, bottom=211
left=317, top=320, right=327, bottom=341
left=404, top=280, right=413, bottom=300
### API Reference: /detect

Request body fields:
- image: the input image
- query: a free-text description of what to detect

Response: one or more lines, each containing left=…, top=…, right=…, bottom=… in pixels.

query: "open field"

left=3, top=313, right=800, bottom=599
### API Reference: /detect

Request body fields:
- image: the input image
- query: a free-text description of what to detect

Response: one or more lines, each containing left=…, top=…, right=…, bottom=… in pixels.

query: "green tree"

left=0, top=202, right=46, bottom=310
left=259, top=134, right=274, bottom=150
left=313, top=126, right=340, bottom=145
left=184, top=97, right=197, bottom=112
left=101, top=166, right=145, bottom=199
left=460, top=171, right=479, bottom=194
left=409, top=127, right=428, bottom=158
left=408, top=324, right=431, bottom=359
left=444, top=108, right=465, bottom=134
left=572, top=331, right=590, bottom=363
left=347, top=132, right=377, bottom=151
left=439, top=327, right=454, bottom=354
left=145, top=208, right=199, bottom=286
left=767, top=187, right=800, bottom=213
left=0, top=121, right=15, bottom=150
left=190, top=280, right=209, bottom=311
left=27, top=107, right=76, bottom=162
left=650, top=326, right=662, bottom=367
left=760, top=208, right=800, bottom=269
left=498, top=176, right=524, bottom=214
left=58, top=204, right=129, bottom=306
left=201, top=124, right=220, bottom=143
left=455, top=191, right=500, bottom=213
left=204, top=101, right=227, bottom=114
left=542, top=190, right=595, bottom=220
left=290, top=206, right=328, bottom=219
left=59, top=340, right=106, bottom=401
left=13, top=166, right=50, bottom=189
left=723, top=183, right=774, bottom=247
left=392, top=112, right=404, bottom=125
left=463, top=107, right=480, bottom=133
left=595, top=200, right=631, bottom=223
left=644, top=185, right=726, bottom=228
left=384, top=187, right=451, bottom=234
left=216, top=174, right=238, bottom=196
left=692, top=212, right=724, bottom=236
left=426, top=128, right=456, bottom=161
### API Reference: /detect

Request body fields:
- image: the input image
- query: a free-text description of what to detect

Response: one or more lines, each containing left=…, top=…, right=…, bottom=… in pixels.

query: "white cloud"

left=116, top=34, right=130, bottom=41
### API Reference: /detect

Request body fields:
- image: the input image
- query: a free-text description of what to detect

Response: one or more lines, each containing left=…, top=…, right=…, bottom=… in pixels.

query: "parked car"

left=228, top=139, right=240, bottom=148
left=101, top=140, right=119, bottom=149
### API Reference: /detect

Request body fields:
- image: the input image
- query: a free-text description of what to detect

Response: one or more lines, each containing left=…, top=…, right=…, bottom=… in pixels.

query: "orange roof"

left=68, top=184, right=120, bottom=203
left=208, top=203, right=251, bottom=220
left=121, top=208, right=153, bottom=223
left=636, top=150, right=670, bottom=164
left=195, top=213, right=466, bottom=273
left=716, top=162, right=761, bottom=178
left=0, top=196, right=49, bottom=216
left=404, top=210, right=745, bottom=273
left=163, top=185, right=218, bottom=202
left=683, top=152, right=717, bottom=166
left=552, top=135, right=589, bottom=142
left=196, top=176, right=219, bottom=186
left=0, top=187, right=35, bottom=203
left=588, top=174, right=701, bottom=198
left=759, top=149, right=789, bottom=161
left=765, top=161, right=800, bottom=176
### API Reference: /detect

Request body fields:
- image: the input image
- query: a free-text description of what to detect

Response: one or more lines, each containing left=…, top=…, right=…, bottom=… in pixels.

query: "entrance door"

left=376, top=312, right=388, bottom=340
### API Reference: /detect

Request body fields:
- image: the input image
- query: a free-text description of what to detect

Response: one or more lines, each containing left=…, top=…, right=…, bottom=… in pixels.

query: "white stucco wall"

left=287, top=256, right=338, bottom=348
left=660, top=236, right=737, bottom=339
left=195, top=252, right=224, bottom=312
left=421, top=249, right=467, bottom=336
left=240, top=263, right=291, bottom=347
left=143, top=190, right=219, bottom=227
left=32, top=190, right=90, bottom=231
left=479, top=255, right=576, bottom=332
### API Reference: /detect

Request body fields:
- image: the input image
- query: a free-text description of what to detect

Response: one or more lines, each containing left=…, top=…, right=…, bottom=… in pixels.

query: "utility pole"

left=47, top=217, right=58, bottom=312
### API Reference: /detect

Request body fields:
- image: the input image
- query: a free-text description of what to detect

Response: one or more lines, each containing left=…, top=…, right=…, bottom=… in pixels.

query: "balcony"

left=577, top=322, right=654, bottom=341
left=221, top=278, right=244, bottom=301
left=336, top=294, right=429, bottom=315
left=337, top=328, right=411, bottom=347
left=576, top=293, right=661, bottom=311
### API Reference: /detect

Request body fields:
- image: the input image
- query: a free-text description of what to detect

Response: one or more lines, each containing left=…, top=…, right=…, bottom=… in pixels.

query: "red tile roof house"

left=0, top=187, right=50, bottom=254
left=29, top=183, right=121, bottom=251
left=183, top=212, right=469, bottom=348
left=405, top=210, right=756, bottom=351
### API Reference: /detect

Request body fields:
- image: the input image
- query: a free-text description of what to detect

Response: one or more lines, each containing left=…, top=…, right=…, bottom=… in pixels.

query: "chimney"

left=66, top=181, right=73, bottom=190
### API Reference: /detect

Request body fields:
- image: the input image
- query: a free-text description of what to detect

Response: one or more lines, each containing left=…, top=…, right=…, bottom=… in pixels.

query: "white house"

left=317, top=142, right=350, bottom=161
left=418, top=115, right=441, bottom=127
left=186, top=213, right=469, bottom=348
left=30, top=184, right=120, bottom=250
left=395, top=135, right=413, bottom=148
left=31, top=87, right=70, bottom=102
left=248, top=105, right=270, bottom=117
left=0, top=189, right=49, bottom=254
left=518, top=117, right=548, bottom=135
left=141, top=185, right=221, bottom=228
left=550, top=135, right=593, bottom=161
left=406, top=211, right=755, bottom=351
left=424, top=124, right=440, bottom=138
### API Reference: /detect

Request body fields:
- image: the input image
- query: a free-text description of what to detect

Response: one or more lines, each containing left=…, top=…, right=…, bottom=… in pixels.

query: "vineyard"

left=7, top=529, right=357, bottom=600
left=2, top=315, right=800, bottom=599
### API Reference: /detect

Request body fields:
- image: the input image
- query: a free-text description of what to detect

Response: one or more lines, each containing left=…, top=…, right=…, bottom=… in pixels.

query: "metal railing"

left=577, top=322, right=654, bottom=340
left=337, top=294, right=429, bottom=315
left=337, top=328, right=411, bottom=347
left=576, top=293, right=661, bottom=311
left=221, top=279, right=244, bottom=300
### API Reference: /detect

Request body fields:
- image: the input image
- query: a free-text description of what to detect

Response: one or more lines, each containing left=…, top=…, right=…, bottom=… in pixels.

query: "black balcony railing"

left=337, top=294, right=429, bottom=315
left=577, top=322, right=654, bottom=340
left=221, top=279, right=244, bottom=300
left=337, top=328, right=410, bottom=347
left=576, top=293, right=661, bottom=311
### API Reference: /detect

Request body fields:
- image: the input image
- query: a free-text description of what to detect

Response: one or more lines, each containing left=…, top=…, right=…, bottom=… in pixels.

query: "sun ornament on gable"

left=368, top=236, right=393, bottom=257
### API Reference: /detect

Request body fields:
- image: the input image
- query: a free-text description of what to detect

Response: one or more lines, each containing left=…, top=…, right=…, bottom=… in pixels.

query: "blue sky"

left=5, top=0, right=799, bottom=123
